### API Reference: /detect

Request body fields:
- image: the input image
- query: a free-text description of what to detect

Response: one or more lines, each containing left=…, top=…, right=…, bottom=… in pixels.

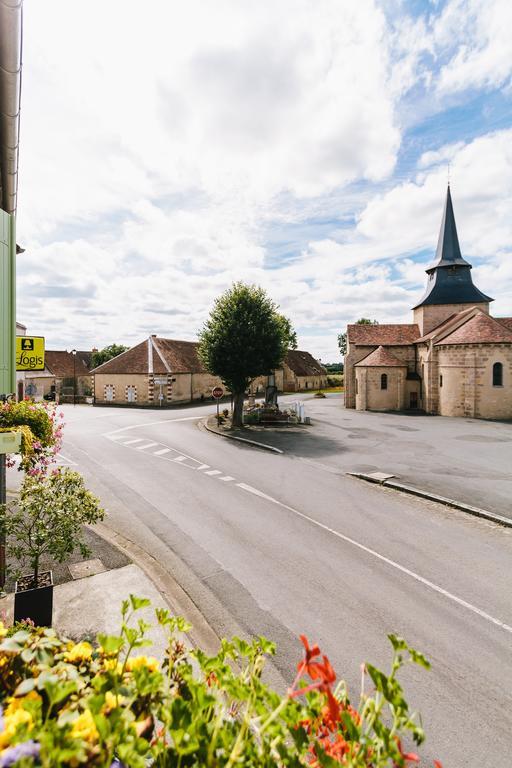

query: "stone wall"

left=413, top=302, right=489, bottom=336
left=437, top=343, right=512, bottom=419
left=345, top=345, right=416, bottom=408
left=355, top=366, right=407, bottom=411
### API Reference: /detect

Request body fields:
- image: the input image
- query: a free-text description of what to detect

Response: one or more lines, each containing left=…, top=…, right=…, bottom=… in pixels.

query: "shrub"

left=0, top=597, right=442, bottom=767
left=0, top=469, right=105, bottom=586
left=0, top=401, right=63, bottom=474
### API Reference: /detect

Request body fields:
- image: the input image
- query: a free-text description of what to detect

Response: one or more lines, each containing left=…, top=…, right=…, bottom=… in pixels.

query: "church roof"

left=355, top=346, right=406, bottom=367
left=347, top=323, right=419, bottom=346
left=412, top=186, right=493, bottom=309
left=497, top=317, right=512, bottom=332
left=415, top=306, right=476, bottom=343
left=435, top=313, right=512, bottom=346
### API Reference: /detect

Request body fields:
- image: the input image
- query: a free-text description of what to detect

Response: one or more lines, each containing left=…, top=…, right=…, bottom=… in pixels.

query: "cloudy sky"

left=16, top=0, right=512, bottom=362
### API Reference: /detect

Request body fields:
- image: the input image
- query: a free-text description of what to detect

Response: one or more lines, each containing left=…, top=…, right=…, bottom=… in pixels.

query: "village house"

left=282, top=350, right=327, bottom=392
left=344, top=187, right=512, bottom=419
left=25, top=350, right=93, bottom=402
left=91, top=336, right=326, bottom=406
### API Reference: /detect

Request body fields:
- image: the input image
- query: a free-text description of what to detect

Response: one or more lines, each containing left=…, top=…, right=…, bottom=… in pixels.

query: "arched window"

left=493, top=362, right=503, bottom=387
left=381, top=373, right=388, bottom=390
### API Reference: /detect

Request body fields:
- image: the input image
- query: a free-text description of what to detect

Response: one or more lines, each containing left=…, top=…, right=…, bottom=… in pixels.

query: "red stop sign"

left=212, top=386, right=224, bottom=399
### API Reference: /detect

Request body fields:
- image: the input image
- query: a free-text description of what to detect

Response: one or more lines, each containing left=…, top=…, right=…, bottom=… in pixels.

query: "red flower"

left=298, top=635, right=321, bottom=675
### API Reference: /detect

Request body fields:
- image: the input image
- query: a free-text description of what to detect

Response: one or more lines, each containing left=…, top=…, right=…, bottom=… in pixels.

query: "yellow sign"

left=16, top=336, right=45, bottom=371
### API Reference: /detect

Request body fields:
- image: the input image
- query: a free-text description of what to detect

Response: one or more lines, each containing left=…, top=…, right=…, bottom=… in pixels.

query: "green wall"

left=0, top=209, right=16, bottom=396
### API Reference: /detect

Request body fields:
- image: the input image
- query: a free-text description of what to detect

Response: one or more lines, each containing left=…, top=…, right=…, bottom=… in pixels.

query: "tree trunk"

left=232, top=391, right=245, bottom=428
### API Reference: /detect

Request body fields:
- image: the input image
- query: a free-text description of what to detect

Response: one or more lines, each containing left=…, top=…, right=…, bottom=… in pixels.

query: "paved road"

left=52, top=399, right=512, bottom=767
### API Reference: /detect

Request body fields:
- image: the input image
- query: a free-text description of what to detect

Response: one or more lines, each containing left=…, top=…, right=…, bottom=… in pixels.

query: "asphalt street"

left=46, top=397, right=512, bottom=767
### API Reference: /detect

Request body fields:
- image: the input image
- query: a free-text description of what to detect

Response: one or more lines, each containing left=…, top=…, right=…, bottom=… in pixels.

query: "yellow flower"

left=0, top=702, right=33, bottom=748
left=125, top=655, right=159, bottom=673
left=102, top=690, right=127, bottom=713
left=64, top=642, right=93, bottom=664
left=0, top=621, right=7, bottom=638
left=70, top=709, right=99, bottom=744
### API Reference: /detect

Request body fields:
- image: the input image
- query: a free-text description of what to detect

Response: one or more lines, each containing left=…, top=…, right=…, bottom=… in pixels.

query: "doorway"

left=410, top=391, right=418, bottom=409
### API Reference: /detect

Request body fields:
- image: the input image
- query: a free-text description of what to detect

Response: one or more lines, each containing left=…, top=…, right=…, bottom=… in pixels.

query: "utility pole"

left=71, top=348, right=77, bottom=405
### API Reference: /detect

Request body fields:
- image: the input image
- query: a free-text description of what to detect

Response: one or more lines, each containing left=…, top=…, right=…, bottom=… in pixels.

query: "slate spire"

left=432, top=184, right=470, bottom=268
left=412, top=186, right=493, bottom=309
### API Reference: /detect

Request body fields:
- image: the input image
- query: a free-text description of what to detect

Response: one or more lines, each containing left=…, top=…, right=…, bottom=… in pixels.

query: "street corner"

left=202, top=413, right=285, bottom=454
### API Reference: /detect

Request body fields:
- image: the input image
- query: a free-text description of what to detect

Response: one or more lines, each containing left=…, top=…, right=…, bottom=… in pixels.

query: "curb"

left=202, top=419, right=284, bottom=454
left=90, top=521, right=221, bottom=656
left=347, top=472, right=512, bottom=529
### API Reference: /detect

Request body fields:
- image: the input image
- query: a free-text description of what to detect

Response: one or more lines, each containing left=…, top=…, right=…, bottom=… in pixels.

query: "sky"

left=16, top=0, right=512, bottom=362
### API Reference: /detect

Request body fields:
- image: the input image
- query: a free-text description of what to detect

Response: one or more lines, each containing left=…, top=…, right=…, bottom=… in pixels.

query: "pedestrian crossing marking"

left=122, top=438, right=145, bottom=445
left=136, top=442, right=159, bottom=450
left=219, top=475, right=234, bottom=482
left=205, top=469, right=222, bottom=476
left=154, top=448, right=171, bottom=455
left=173, top=456, right=187, bottom=462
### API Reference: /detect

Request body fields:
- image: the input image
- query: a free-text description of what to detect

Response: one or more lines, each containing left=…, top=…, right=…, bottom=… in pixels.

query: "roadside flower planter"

left=14, top=570, right=53, bottom=627
left=0, top=597, right=443, bottom=768
left=1, top=469, right=104, bottom=627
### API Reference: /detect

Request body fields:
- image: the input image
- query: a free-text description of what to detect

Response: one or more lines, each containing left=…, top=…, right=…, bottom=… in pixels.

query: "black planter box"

left=14, top=571, right=54, bottom=627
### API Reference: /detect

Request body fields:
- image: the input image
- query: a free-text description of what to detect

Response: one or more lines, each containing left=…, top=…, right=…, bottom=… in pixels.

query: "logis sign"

left=16, top=336, right=45, bottom=371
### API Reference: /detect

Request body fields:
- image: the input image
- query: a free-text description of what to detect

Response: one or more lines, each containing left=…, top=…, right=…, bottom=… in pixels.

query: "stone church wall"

left=355, top=366, right=407, bottom=411
left=414, top=302, right=489, bottom=336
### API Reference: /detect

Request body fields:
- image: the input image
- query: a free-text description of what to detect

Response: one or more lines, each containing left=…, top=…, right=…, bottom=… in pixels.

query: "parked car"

left=43, top=391, right=56, bottom=401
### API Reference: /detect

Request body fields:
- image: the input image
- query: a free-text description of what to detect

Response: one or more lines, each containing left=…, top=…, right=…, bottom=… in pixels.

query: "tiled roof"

left=435, top=313, right=512, bottom=345
left=496, top=317, right=512, bottom=332
left=154, top=338, right=206, bottom=373
left=355, top=346, right=406, bottom=367
left=284, top=350, right=326, bottom=377
left=91, top=337, right=206, bottom=375
left=415, top=306, right=476, bottom=343
left=45, top=351, right=91, bottom=377
left=348, top=324, right=419, bottom=346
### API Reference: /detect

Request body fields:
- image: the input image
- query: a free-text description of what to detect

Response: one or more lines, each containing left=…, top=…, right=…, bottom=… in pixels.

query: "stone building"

left=92, top=335, right=285, bottom=406
left=345, top=186, right=512, bottom=419
left=282, top=350, right=327, bottom=392
left=25, top=350, right=93, bottom=402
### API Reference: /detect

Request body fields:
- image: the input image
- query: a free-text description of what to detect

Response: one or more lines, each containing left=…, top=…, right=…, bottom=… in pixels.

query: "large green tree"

left=198, top=283, right=295, bottom=426
left=91, top=343, right=129, bottom=369
left=337, top=318, right=378, bottom=357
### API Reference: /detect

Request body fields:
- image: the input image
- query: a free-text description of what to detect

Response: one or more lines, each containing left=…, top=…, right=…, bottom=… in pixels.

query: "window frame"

left=492, top=362, right=503, bottom=387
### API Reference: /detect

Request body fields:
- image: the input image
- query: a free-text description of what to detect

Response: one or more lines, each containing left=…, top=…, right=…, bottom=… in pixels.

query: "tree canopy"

left=92, top=344, right=129, bottom=369
left=337, top=318, right=379, bottom=357
left=198, top=283, right=295, bottom=425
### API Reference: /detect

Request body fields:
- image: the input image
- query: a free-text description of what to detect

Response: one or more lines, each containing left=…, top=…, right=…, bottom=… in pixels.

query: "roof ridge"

left=151, top=337, right=171, bottom=372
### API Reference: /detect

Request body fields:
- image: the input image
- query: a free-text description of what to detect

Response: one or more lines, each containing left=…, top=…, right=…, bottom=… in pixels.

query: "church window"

left=355, top=378, right=358, bottom=394
left=493, top=362, right=503, bottom=387
left=439, top=375, right=443, bottom=387
left=380, top=373, right=387, bottom=390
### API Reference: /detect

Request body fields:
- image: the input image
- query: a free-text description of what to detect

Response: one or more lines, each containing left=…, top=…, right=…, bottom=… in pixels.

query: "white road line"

left=121, top=438, right=145, bottom=445
left=173, top=456, right=188, bottom=463
left=219, top=475, right=234, bottom=482
left=55, top=454, right=77, bottom=466
left=104, top=416, right=202, bottom=437
left=237, top=484, right=512, bottom=636
left=197, top=464, right=210, bottom=470
left=154, top=448, right=171, bottom=456
left=205, top=469, right=222, bottom=476
left=136, top=442, right=159, bottom=450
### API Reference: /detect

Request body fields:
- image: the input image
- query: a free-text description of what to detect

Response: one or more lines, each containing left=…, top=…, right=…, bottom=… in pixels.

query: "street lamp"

left=71, top=349, right=77, bottom=406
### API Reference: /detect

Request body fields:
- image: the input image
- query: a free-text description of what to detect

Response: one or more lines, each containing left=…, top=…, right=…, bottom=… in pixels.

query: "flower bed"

left=0, top=597, right=442, bottom=767
left=0, top=401, right=63, bottom=475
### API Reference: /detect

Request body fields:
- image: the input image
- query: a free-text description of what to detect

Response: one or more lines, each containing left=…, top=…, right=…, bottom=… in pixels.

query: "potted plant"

left=0, top=468, right=104, bottom=627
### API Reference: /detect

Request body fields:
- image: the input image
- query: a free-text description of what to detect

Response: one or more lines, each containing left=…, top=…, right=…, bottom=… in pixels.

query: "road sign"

left=212, top=386, right=224, bottom=399
left=16, top=336, right=45, bottom=371
left=154, top=376, right=167, bottom=385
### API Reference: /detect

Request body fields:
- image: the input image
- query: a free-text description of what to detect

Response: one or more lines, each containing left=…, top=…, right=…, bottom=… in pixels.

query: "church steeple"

left=412, top=186, right=493, bottom=309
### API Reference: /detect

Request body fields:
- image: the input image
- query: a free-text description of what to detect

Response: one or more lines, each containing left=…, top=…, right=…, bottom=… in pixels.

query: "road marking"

left=154, top=448, right=171, bottom=456
left=55, top=453, right=78, bottom=466
left=197, top=464, right=210, bottom=470
left=136, top=442, right=159, bottom=450
left=104, top=416, right=203, bottom=437
left=219, top=475, right=234, bottom=482
left=237, top=484, right=512, bottom=636
left=121, top=438, right=145, bottom=445
left=173, top=456, right=187, bottom=463
left=205, top=469, right=222, bottom=476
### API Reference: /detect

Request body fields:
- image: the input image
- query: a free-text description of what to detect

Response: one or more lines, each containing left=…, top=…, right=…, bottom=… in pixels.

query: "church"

left=344, top=187, right=512, bottom=419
